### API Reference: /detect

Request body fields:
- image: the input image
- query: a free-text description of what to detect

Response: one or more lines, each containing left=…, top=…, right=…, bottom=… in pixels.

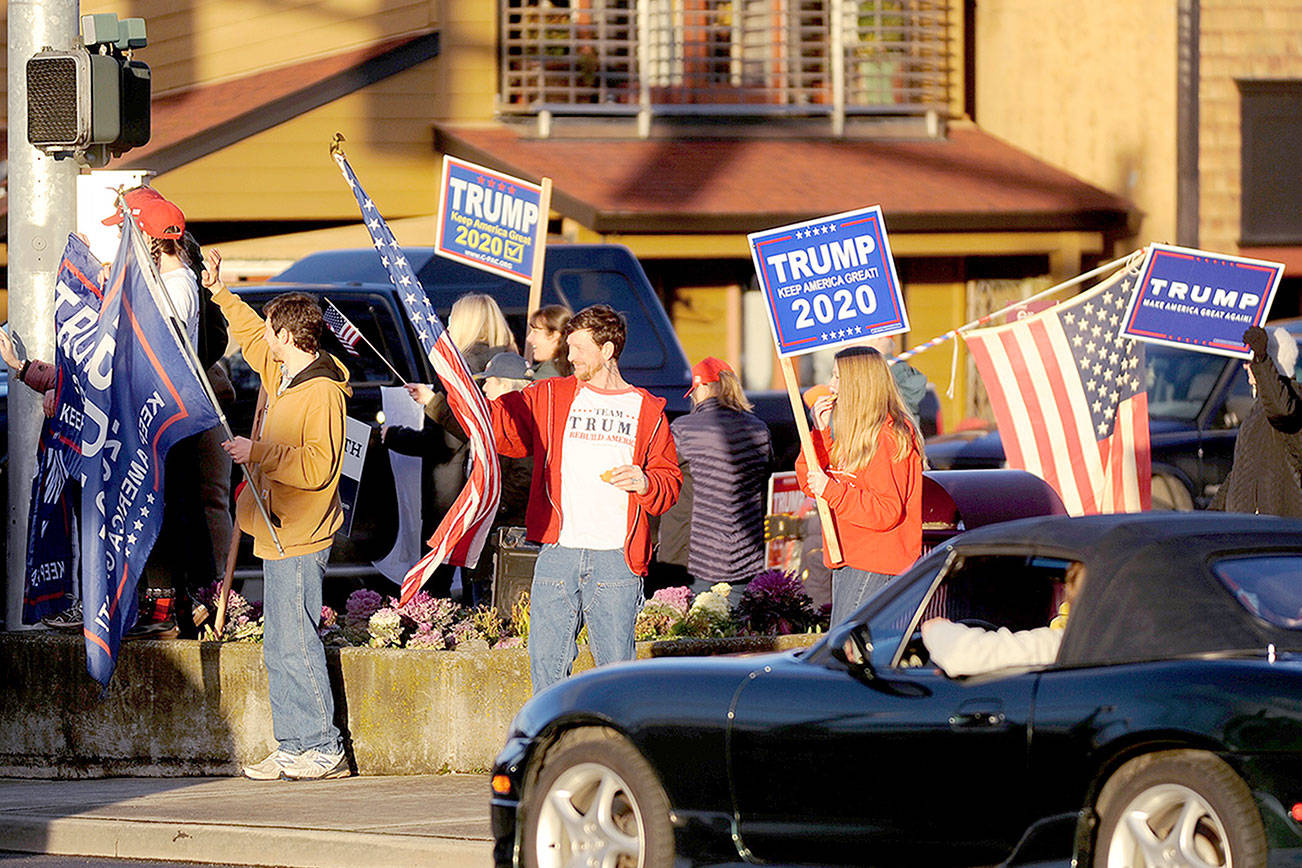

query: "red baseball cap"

left=685, top=356, right=733, bottom=397
left=102, top=187, right=186, bottom=240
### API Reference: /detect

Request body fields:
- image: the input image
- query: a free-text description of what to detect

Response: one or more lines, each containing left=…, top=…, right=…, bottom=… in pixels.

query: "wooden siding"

left=151, top=59, right=448, bottom=221
left=1, top=0, right=440, bottom=124
left=89, top=0, right=437, bottom=93
left=974, top=0, right=1177, bottom=246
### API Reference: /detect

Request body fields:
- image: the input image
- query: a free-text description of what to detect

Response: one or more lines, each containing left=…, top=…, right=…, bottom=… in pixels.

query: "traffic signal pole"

left=6, top=0, right=80, bottom=630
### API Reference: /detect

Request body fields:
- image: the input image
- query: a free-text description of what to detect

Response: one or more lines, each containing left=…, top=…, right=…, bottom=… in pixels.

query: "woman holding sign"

left=795, top=346, right=923, bottom=626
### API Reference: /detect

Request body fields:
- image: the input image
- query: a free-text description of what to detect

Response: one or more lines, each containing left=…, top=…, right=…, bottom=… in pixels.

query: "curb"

left=0, top=814, right=493, bottom=867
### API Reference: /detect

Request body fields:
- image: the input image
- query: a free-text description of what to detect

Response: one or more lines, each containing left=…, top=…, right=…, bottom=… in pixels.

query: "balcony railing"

left=500, top=0, right=954, bottom=133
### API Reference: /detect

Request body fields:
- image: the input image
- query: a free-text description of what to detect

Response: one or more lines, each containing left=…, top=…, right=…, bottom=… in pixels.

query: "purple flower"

left=398, top=591, right=458, bottom=633
left=735, top=569, right=817, bottom=636
left=650, top=586, right=693, bottom=616
left=406, top=624, right=447, bottom=650
left=344, top=589, right=384, bottom=632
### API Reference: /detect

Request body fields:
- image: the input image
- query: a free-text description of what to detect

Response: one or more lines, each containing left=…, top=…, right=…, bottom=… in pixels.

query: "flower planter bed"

left=0, top=630, right=820, bottom=778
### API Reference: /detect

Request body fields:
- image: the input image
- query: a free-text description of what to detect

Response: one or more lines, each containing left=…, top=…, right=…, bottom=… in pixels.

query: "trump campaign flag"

left=331, top=143, right=501, bottom=605
left=76, top=216, right=221, bottom=685
left=964, top=266, right=1151, bottom=515
left=21, top=235, right=104, bottom=623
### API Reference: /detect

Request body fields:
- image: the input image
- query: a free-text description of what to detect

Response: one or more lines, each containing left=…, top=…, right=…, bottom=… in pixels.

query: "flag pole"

left=894, top=248, right=1147, bottom=364
left=323, top=297, right=407, bottom=383
left=526, top=177, right=552, bottom=320
left=777, top=356, right=842, bottom=564
left=114, top=189, right=285, bottom=555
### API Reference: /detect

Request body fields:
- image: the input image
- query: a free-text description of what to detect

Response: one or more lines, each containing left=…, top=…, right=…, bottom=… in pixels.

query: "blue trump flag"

left=77, top=223, right=220, bottom=685
left=22, top=235, right=103, bottom=623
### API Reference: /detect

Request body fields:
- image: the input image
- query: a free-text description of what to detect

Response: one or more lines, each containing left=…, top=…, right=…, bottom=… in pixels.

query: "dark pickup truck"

left=227, top=244, right=798, bottom=574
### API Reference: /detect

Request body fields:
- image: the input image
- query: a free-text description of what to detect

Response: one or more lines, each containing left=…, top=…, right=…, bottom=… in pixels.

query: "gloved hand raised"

left=1243, top=326, right=1269, bottom=362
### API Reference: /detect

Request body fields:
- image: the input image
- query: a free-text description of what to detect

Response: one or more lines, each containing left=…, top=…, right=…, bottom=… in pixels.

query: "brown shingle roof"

left=435, top=125, right=1134, bottom=235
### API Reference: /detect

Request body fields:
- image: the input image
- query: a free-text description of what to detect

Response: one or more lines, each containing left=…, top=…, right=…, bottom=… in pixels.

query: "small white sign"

left=337, top=416, right=372, bottom=537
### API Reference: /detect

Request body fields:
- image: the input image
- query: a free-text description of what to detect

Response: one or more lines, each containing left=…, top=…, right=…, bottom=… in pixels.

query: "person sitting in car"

left=921, top=562, right=1084, bottom=677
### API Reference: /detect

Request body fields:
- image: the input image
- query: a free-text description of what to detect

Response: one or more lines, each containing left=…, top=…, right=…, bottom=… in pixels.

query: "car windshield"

left=1212, top=554, right=1302, bottom=630
left=1145, top=345, right=1227, bottom=421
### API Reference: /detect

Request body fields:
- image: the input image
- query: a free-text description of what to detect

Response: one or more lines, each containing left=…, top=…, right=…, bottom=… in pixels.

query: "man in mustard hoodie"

left=203, top=251, right=353, bottom=781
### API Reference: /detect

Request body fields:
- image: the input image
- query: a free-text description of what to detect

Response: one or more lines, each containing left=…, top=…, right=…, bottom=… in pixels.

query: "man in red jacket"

left=492, top=305, right=681, bottom=692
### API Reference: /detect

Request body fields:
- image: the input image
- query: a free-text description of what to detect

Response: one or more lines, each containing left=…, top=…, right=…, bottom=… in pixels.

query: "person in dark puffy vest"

left=1211, top=327, right=1302, bottom=517
left=663, top=357, right=772, bottom=592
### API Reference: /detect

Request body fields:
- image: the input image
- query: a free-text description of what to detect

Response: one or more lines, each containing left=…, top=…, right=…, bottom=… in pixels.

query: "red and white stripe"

left=331, top=149, right=501, bottom=605
left=398, top=329, right=501, bottom=604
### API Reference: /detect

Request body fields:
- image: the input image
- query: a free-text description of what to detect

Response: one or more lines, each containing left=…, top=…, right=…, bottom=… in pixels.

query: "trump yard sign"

left=748, top=205, right=908, bottom=357
left=435, top=156, right=544, bottom=285
left=1121, top=243, right=1284, bottom=359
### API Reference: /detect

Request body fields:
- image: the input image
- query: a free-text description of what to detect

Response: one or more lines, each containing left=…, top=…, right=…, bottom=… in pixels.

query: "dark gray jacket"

left=1209, top=398, right=1302, bottom=518
left=1252, top=356, right=1302, bottom=434
left=665, top=398, right=772, bottom=584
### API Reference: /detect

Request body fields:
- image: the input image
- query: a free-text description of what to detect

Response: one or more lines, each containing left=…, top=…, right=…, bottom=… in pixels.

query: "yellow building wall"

left=148, top=62, right=443, bottom=221
left=1199, top=0, right=1302, bottom=254
left=435, top=0, right=500, bottom=122
left=0, top=0, right=441, bottom=124
left=974, top=0, right=1178, bottom=246
left=903, top=281, right=967, bottom=431
left=96, top=0, right=437, bottom=94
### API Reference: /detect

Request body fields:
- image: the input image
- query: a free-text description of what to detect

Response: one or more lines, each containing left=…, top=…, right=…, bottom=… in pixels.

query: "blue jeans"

left=262, top=547, right=341, bottom=754
left=830, top=567, right=894, bottom=628
left=529, top=545, right=643, bottom=693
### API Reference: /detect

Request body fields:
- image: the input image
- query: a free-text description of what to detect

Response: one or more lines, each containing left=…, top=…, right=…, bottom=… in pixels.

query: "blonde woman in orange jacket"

left=796, top=346, right=923, bottom=626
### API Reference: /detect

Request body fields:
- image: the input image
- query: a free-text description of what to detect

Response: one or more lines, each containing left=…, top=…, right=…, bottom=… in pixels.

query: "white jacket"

left=922, top=619, right=1063, bottom=677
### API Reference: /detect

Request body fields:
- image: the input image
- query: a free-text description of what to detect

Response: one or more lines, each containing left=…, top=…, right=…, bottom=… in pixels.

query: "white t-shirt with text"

left=557, top=384, right=646, bottom=550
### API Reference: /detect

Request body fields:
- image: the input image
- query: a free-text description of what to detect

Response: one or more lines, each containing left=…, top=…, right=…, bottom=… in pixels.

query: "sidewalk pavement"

left=0, top=774, right=494, bottom=867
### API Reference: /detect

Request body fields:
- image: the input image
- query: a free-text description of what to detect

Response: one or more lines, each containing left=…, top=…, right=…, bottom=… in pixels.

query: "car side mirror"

left=828, top=621, right=875, bottom=680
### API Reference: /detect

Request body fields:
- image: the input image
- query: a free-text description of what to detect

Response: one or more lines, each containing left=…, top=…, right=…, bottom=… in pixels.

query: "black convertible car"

left=490, top=513, right=1302, bottom=868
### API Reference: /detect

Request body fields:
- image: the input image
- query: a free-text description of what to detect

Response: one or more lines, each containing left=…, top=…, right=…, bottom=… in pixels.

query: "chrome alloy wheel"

left=534, top=761, right=647, bottom=868
left=1104, top=783, right=1233, bottom=868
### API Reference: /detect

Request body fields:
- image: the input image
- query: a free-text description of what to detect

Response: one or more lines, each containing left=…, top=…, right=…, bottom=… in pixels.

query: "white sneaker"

left=242, top=749, right=299, bottom=781
left=283, top=749, right=351, bottom=780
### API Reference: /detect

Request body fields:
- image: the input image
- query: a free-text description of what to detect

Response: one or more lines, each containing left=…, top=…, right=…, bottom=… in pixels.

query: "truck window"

left=553, top=269, right=667, bottom=370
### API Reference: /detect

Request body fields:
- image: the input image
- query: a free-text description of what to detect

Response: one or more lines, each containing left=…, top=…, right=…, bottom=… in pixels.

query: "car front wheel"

left=523, top=727, right=674, bottom=868
left=1093, top=750, right=1266, bottom=868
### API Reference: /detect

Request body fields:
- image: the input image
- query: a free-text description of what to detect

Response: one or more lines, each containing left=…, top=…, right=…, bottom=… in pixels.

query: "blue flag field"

left=73, top=224, right=219, bottom=684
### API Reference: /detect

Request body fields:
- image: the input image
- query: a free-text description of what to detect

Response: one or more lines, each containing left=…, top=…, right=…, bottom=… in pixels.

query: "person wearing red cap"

left=796, top=346, right=923, bottom=626
left=658, top=357, right=771, bottom=591
left=12, top=188, right=213, bottom=635
left=105, top=187, right=210, bottom=637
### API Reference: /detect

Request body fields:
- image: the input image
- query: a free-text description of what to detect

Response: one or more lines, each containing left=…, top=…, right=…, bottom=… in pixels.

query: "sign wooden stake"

left=526, top=177, right=553, bottom=319
left=778, top=355, right=842, bottom=564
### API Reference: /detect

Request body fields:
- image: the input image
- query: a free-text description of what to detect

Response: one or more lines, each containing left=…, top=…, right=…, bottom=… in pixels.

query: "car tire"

left=1092, top=750, right=1266, bottom=868
left=1150, top=473, right=1194, bottom=511
left=522, top=726, right=674, bottom=868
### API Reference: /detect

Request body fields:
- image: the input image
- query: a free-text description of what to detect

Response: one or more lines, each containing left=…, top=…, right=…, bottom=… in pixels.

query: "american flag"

left=964, top=267, right=1151, bottom=515
left=332, top=149, right=502, bottom=604
left=323, top=301, right=363, bottom=357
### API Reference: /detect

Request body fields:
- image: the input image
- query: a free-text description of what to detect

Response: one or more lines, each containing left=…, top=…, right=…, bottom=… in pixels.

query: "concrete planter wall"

left=0, top=632, right=819, bottom=778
